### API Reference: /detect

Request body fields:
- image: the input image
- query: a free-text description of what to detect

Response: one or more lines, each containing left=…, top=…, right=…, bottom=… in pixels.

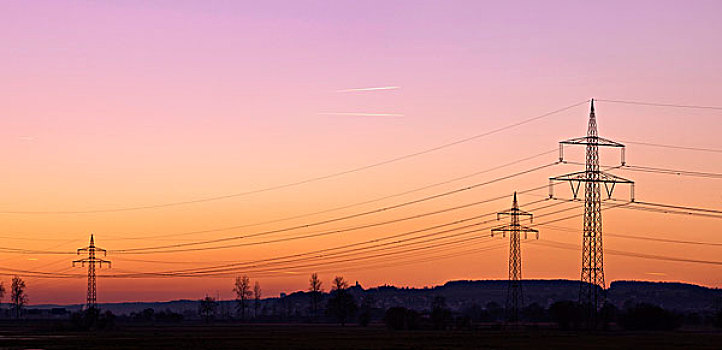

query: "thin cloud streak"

left=318, top=112, right=404, bottom=117
left=336, top=86, right=401, bottom=93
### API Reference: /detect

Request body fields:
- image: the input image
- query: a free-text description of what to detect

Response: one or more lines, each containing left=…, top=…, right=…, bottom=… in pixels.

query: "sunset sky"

left=1, top=1, right=721, bottom=304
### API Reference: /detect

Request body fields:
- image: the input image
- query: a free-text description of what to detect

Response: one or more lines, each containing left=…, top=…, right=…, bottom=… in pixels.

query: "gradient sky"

left=1, top=0, right=721, bottom=304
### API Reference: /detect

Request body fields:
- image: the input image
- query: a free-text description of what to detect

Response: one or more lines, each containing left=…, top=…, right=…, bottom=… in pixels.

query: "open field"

left=0, top=324, right=719, bottom=350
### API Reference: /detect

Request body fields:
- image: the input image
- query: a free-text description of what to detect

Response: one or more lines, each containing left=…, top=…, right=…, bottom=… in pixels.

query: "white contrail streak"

left=336, top=86, right=401, bottom=93
left=319, top=112, right=404, bottom=117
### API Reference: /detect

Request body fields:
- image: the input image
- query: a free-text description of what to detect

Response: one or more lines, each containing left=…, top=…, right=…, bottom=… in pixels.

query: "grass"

left=0, top=323, right=719, bottom=349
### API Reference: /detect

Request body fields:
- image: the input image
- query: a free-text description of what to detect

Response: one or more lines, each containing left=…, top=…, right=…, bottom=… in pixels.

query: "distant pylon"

left=73, top=234, right=111, bottom=310
left=549, top=99, right=633, bottom=325
left=491, top=192, right=538, bottom=322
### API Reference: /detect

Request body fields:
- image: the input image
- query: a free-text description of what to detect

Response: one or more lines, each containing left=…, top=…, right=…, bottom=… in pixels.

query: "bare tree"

left=327, top=275, right=357, bottom=326
left=309, top=273, right=323, bottom=320
left=11, top=276, right=28, bottom=319
left=253, top=281, right=262, bottom=319
left=233, top=275, right=252, bottom=321
left=332, top=275, right=348, bottom=291
left=0, top=281, right=5, bottom=307
left=198, top=295, right=218, bottom=323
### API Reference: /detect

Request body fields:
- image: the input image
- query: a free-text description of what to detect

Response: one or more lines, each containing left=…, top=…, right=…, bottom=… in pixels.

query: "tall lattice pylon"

left=73, top=234, right=111, bottom=310
left=491, top=192, right=538, bottom=322
left=549, top=99, right=633, bottom=325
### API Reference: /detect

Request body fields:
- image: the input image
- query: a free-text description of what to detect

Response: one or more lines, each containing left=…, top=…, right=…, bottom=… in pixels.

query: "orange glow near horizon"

left=0, top=1, right=720, bottom=304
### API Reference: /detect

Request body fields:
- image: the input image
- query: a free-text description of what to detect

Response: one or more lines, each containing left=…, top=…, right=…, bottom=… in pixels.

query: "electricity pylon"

left=491, top=192, right=538, bottom=323
left=73, top=234, right=111, bottom=310
left=549, top=99, right=633, bottom=326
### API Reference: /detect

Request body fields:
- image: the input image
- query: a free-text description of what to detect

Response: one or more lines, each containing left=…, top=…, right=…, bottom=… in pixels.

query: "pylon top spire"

left=512, top=191, right=518, bottom=208
left=587, top=99, right=598, bottom=137
left=89, top=234, right=95, bottom=246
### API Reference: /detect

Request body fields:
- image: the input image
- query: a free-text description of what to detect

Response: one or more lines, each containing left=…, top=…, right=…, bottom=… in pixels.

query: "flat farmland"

left=0, top=324, right=719, bottom=350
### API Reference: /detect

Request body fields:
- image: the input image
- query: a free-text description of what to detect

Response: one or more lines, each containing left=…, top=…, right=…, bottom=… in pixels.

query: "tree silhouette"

left=10, top=276, right=27, bottom=319
left=549, top=301, right=582, bottom=330
left=430, top=296, right=452, bottom=330
left=308, top=273, right=323, bottom=321
left=714, top=309, right=722, bottom=329
left=358, top=294, right=375, bottom=327
left=253, top=281, right=262, bottom=319
left=332, top=275, right=348, bottom=291
left=619, top=303, right=680, bottom=331
left=0, top=281, right=5, bottom=308
left=384, top=307, right=420, bottom=330
left=326, top=276, right=357, bottom=326
left=233, top=275, right=252, bottom=321
left=198, top=295, right=218, bottom=323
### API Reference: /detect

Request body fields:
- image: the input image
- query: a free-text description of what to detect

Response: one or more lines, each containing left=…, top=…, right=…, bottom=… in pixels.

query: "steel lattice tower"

left=491, top=192, right=538, bottom=322
left=73, top=234, right=111, bottom=310
left=549, top=99, right=633, bottom=325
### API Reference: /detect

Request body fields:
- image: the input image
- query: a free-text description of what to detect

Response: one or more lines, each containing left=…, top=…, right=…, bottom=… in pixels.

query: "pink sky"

left=0, top=1, right=721, bottom=304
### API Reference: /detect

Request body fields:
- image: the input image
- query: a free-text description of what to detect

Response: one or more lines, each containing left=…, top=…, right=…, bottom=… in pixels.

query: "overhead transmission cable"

left=0, top=101, right=587, bottom=214
left=539, top=224, right=722, bottom=247
left=111, top=162, right=560, bottom=254
left=596, top=99, right=722, bottom=111
left=116, top=200, right=572, bottom=275
left=104, top=148, right=557, bottom=241
left=531, top=240, right=722, bottom=266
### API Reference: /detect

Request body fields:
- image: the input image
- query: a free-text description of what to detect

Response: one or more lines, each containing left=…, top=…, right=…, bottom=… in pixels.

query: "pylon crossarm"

left=491, top=225, right=538, bottom=233
left=597, top=171, right=634, bottom=184
left=551, top=171, right=633, bottom=184
left=497, top=208, right=532, bottom=217
left=560, top=136, right=624, bottom=147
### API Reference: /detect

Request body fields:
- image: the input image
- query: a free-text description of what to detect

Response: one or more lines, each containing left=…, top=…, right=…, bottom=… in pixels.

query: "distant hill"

left=30, top=279, right=721, bottom=316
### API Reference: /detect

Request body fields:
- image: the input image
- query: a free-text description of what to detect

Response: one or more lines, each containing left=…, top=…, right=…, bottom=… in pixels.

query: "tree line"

left=191, top=273, right=722, bottom=331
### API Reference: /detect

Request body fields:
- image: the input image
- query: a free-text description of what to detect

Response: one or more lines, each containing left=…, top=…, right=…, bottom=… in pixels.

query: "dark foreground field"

left=0, top=324, right=720, bottom=350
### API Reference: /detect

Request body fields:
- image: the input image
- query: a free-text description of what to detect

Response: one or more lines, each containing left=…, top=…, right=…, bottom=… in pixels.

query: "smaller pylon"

left=73, top=234, right=111, bottom=310
left=491, top=192, right=538, bottom=323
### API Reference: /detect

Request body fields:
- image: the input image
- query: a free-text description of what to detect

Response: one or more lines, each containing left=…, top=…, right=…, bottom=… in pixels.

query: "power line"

left=114, top=200, right=569, bottom=267
left=565, top=161, right=722, bottom=180
left=607, top=203, right=722, bottom=220
left=110, top=163, right=560, bottom=254
left=532, top=240, right=722, bottom=266
left=596, top=99, right=722, bottom=111
left=113, top=193, right=558, bottom=256
left=540, top=224, right=722, bottom=247
left=76, top=202, right=678, bottom=278
left=72, top=201, right=579, bottom=278
left=621, top=164, right=722, bottom=179
left=620, top=140, right=722, bottom=154
left=126, top=202, right=589, bottom=278
left=0, top=177, right=561, bottom=256
left=605, top=200, right=722, bottom=219
left=2, top=201, right=716, bottom=279
left=103, top=148, right=557, bottom=241
left=123, top=201, right=572, bottom=276
left=180, top=203, right=626, bottom=282
left=0, top=101, right=587, bottom=215
left=628, top=200, right=722, bottom=215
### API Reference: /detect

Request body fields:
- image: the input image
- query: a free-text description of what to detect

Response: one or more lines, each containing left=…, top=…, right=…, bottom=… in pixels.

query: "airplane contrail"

left=336, top=86, right=401, bottom=93
left=319, top=112, right=404, bottom=117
